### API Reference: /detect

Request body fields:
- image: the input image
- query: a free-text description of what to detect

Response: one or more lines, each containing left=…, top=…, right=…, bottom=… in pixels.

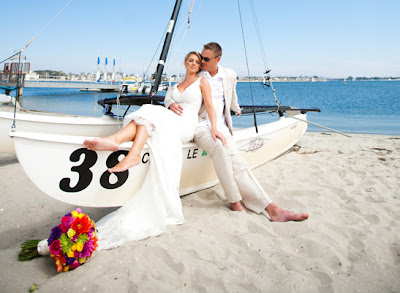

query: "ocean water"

left=16, top=81, right=400, bottom=135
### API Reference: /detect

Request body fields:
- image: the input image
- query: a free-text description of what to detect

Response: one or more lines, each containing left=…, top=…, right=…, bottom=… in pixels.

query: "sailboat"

left=9, top=0, right=320, bottom=207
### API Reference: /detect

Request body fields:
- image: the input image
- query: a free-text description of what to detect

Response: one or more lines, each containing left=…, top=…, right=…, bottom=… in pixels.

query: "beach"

left=0, top=131, right=399, bottom=292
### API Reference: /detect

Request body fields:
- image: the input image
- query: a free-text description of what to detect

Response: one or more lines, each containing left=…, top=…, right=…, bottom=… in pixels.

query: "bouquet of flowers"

left=19, top=208, right=98, bottom=272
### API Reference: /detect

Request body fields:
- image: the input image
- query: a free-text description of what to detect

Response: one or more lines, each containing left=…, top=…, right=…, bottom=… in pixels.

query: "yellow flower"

left=67, top=250, right=74, bottom=258
left=78, top=213, right=84, bottom=219
left=63, top=266, right=70, bottom=272
left=71, top=211, right=78, bottom=218
left=71, top=244, right=77, bottom=251
left=67, top=228, right=76, bottom=238
left=76, top=242, right=83, bottom=252
left=78, top=257, right=87, bottom=264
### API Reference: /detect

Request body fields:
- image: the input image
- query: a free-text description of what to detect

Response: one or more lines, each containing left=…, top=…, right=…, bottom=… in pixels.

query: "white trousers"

left=194, top=127, right=272, bottom=214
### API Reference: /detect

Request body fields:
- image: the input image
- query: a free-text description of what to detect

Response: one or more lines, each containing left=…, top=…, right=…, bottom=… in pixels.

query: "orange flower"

left=53, top=256, right=64, bottom=273
left=71, top=214, right=92, bottom=234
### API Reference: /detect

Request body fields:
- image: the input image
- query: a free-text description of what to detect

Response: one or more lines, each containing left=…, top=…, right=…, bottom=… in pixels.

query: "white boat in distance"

left=10, top=112, right=307, bottom=207
left=120, top=76, right=139, bottom=94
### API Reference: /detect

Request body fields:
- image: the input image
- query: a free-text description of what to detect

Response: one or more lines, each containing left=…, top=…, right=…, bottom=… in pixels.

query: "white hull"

left=10, top=114, right=307, bottom=207
left=0, top=107, right=121, bottom=153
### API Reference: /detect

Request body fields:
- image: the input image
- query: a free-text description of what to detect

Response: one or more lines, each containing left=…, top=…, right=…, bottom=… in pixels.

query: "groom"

left=169, top=42, right=308, bottom=222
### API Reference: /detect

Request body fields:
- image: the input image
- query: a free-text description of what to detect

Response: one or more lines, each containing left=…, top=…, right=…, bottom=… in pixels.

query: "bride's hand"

left=212, top=129, right=227, bottom=146
left=169, top=102, right=184, bottom=116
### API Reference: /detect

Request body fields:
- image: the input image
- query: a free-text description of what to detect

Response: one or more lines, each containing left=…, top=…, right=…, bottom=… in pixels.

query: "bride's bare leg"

left=109, top=125, right=149, bottom=173
left=84, top=121, right=138, bottom=151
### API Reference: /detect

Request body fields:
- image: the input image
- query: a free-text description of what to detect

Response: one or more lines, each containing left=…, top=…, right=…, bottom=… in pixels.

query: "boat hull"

left=10, top=114, right=307, bottom=207
left=0, top=109, right=121, bottom=153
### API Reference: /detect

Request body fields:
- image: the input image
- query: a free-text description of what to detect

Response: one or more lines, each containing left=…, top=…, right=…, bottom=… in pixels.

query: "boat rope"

left=144, top=0, right=194, bottom=75
left=0, top=0, right=73, bottom=65
left=283, top=113, right=352, bottom=138
left=10, top=52, right=23, bottom=132
left=268, top=80, right=281, bottom=111
left=165, top=0, right=204, bottom=74
left=237, top=0, right=258, bottom=133
left=116, top=94, right=123, bottom=128
left=144, top=24, right=168, bottom=78
left=247, top=0, right=280, bottom=111
left=248, top=0, right=269, bottom=71
left=6, top=0, right=73, bottom=132
left=187, top=0, right=195, bottom=23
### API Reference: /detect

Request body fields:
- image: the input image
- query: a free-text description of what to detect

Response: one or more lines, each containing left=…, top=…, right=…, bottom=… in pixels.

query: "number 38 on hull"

left=10, top=113, right=307, bottom=207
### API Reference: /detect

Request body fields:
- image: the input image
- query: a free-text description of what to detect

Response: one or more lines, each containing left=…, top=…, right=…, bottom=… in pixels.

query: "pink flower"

left=49, top=239, right=62, bottom=255
left=59, top=216, right=74, bottom=233
left=70, top=260, right=80, bottom=269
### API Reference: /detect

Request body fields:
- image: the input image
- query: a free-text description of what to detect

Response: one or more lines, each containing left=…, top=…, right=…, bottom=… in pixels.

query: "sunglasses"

left=201, top=55, right=219, bottom=62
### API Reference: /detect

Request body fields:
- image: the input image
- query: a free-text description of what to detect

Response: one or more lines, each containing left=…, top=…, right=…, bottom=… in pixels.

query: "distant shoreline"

left=24, top=71, right=400, bottom=84
left=237, top=78, right=400, bottom=83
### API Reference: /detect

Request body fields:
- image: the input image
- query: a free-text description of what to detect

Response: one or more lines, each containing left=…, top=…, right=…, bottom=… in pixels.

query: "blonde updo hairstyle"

left=184, top=51, right=202, bottom=74
left=184, top=51, right=202, bottom=63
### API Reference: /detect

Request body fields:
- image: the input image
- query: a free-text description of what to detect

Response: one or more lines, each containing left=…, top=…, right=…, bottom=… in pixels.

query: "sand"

left=0, top=132, right=399, bottom=292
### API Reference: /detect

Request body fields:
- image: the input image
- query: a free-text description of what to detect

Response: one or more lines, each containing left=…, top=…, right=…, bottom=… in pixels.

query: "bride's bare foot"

left=108, top=154, right=141, bottom=173
left=84, top=138, right=119, bottom=152
left=230, top=201, right=244, bottom=211
left=266, top=203, right=309, bottom=222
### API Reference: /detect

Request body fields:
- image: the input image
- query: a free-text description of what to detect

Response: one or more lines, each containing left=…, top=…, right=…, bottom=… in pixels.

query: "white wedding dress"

left=96, top=77, right=203, bottom=250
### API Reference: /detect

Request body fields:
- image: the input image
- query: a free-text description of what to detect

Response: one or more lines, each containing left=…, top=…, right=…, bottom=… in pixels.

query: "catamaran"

left=8, top=0, right=320, bottom=207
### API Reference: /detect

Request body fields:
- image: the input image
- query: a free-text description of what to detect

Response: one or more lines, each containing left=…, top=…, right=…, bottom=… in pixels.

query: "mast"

left=96, top=55, right=101, bottom=82
left=104, top=56, right=108, bottom=82
left=149, top=0, right=182, bottom=97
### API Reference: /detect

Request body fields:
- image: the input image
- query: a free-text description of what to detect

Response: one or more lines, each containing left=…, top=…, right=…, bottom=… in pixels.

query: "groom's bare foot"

left=266, top=203, right=309, bottom=222
left=230, top=201, right=244, bottom=211
left=84, top=138, right=119, bottom=152
left=108, top=154, right=141, bottom=173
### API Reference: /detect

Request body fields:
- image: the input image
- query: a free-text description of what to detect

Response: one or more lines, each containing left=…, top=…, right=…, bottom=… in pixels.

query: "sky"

left=1, top=0, right=399, bottom=78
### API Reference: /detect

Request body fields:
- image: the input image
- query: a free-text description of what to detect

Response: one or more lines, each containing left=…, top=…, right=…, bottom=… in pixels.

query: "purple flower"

left=47, top=226, right=62, bottom=245
left=79, top=240, right=95, bottom=258
left=71, top=234, right=78, bottom=242
left=65, top=257, right=75, bottom=266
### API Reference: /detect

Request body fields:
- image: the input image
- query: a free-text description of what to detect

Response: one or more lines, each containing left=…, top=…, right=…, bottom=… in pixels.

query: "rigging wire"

left=248, top=0, right=269, bottom=71
left=3, top=0, right=73, bottom=133
left=237, top=0, right=258, bottom=133
left=187, top=0, right=195, bottom=24
left=165, top=0, right=204, bottom=74
left=143, top=23, right=169, bottom=78
left=143, top=0, right=203, bottom=80
left=0, top=0, right=73, bottom=65
left=144, top=0, right=196, bottom=80
left=10, top=52, right=22, bottom=132
left=247, top=0, right=280, bottom=109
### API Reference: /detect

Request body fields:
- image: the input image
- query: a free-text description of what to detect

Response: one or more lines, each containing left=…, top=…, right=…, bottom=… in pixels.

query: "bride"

left=83, top=51, right=225, bottom=250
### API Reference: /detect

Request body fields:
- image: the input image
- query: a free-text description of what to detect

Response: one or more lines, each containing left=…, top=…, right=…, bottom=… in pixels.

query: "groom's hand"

left=212, top=129, right=227, bottom=146
left=169, top=102, right=184, bottom=116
